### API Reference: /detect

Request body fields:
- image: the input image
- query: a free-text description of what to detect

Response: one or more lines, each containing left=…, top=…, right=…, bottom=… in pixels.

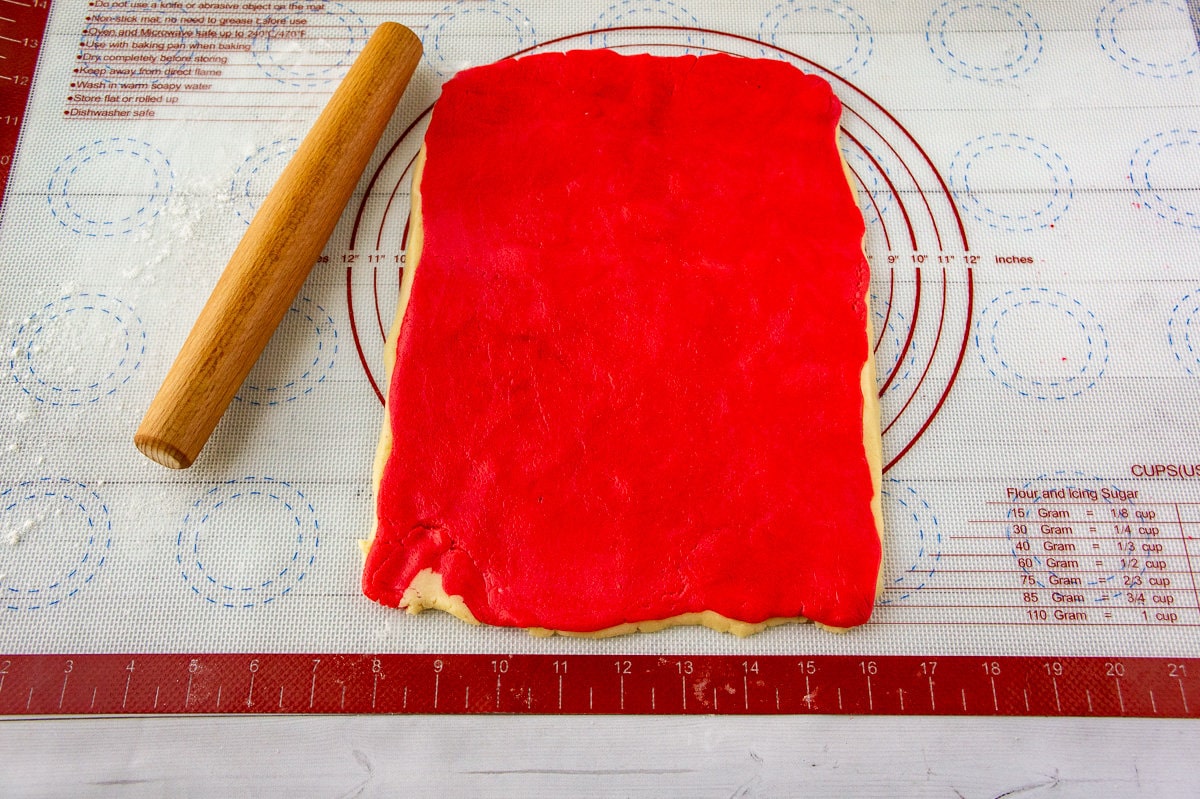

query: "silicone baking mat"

left=2, top=0, right=1199, bottom=714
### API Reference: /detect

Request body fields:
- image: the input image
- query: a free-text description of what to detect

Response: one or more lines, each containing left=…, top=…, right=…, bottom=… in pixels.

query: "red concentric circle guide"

left=346, top=26, right=974, bottom=472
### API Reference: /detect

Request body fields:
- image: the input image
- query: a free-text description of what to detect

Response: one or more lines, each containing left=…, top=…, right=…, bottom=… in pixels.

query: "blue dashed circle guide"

left=975, top=288, right=1108, bottom=401
left=47, top=138, right=173, bottom=237
left=1130, top=129, right=1200, bottom=229
left=1166, top=288, right=1200, bottom=375
left=235, top=298, right=338, bottom=407
left=589, top=0, right=705, bottom=53
left=8, top=292, right=146, bottom=408
left=427, top=0, right=538, bottom=77
left=757, top=0, right=874, bottom=76
left=1095, top=0, right=1197, bottom=79
left=0, top=478, right=112, bottom=612
left=176, top=478, right=320, bottom=609
left=926, top=0, right=1043, bottom=83
left=251, top=2, right=369, bottom=87
left=950, top=133, right=1073, bottom=232
left=878, top=480, right=942, bottom=605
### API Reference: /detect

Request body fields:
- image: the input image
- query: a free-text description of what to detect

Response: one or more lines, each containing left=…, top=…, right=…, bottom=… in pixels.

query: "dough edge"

left=364, top=123, right=884, bottom=637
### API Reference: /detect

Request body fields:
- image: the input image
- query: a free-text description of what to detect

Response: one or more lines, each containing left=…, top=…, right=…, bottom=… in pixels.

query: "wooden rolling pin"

left=135, top=22, right=422, bottom=469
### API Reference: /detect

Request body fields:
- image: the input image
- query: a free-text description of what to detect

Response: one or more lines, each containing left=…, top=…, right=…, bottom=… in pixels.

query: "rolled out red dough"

left=363, top=50, right=883, bottom=635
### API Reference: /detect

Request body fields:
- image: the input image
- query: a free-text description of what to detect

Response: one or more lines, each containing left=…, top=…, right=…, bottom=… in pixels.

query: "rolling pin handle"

left=134, top=22, right=422, bottom=469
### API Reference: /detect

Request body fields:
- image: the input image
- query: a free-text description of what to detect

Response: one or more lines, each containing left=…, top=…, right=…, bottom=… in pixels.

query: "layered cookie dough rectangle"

left=363, top=50, right=882, bottom=635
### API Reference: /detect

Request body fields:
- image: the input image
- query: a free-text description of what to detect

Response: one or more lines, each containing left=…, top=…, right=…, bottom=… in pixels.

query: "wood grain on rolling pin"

left=135, top=22, right=422, bottom=469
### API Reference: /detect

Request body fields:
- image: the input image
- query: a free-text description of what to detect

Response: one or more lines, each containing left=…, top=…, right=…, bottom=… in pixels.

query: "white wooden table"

left=2, top=715, right=1197, bottom=795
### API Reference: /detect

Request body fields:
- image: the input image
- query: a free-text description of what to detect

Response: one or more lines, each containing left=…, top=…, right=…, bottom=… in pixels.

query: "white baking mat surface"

left=2, top=0, right=1199, bottom=660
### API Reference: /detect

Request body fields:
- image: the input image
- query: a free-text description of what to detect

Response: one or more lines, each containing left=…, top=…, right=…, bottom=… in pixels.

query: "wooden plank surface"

left=0, top=715, right=1196, bottom=796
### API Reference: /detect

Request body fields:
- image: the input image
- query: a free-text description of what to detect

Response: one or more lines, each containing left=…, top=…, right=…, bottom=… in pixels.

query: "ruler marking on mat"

left=0, top=654, right=1195, bottom=717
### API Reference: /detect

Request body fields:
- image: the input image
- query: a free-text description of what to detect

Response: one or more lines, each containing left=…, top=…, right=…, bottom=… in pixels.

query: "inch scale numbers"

left=0, top=0, right=49, bottom=210
left=998, top=488, right=1200, bottom=627
left=0, top=653, right=1194, bottom=718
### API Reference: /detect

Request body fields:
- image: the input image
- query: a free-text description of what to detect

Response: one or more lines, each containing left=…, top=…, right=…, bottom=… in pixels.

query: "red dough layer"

left=364, top=50, right=880, bottom=631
